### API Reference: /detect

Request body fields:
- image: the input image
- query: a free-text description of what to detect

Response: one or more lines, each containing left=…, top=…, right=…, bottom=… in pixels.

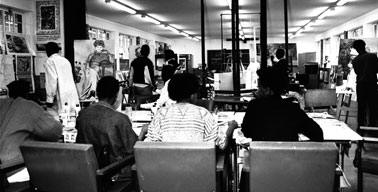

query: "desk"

left=123, top=110, right=153, bottom=136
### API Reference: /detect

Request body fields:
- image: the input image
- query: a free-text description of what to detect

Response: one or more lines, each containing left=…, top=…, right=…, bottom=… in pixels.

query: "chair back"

left=134, top=141, right=216, bottom=192
left=304, top=89, right=337, bottom=109
left=249, top=142, right=337, bottom=192
left=20, top=141, right=99, bottom=192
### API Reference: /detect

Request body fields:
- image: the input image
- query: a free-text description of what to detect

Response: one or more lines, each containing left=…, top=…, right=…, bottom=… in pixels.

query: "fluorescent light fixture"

left=106, top=0, right=136, bottom=14
left=226, top=0, right=232, bottom=9
left=182, top=33, right=190, bottom=37
left=192, top=37, right=200, bottom=41
left=166, top=25, right=180, bottom=34
left=318, top=8, right=330, bottom=19
left=141, top=15, right=161, bottom=25
left=337, top=0, right=351, bottom=6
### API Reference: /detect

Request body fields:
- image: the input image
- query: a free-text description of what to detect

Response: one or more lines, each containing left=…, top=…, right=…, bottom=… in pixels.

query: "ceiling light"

left=192, top=37, right=200, bottom=41
left=336, top=0, right=351, bottom=6
left=141, top=15, right=161, bottom=25
left=105, top=0, right=136, bottom=14
left=166, top=25, right=180, bottom=34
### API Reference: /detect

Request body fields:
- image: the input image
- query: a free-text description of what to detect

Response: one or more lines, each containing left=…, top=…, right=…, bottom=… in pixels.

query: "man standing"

left=352, top=39, right=378, bottom=127
left=44, top=42, right=79, bottom=114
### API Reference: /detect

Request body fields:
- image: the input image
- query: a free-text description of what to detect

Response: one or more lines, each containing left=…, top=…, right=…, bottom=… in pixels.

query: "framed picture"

left=5, top=34, right=30, bottom=54
left=36, top=0, right=60, bottom=37
left=15, top=55, right=35, bottom=92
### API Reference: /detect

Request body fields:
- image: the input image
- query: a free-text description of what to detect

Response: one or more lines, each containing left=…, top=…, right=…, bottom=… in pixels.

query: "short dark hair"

left=275, top=48, right=285, bottom=59
left=140, top=44, right=150, bottom=56
left=93, top=40, right=105, bottom=47
left=257, top=67, right=288, bottom=95
left=96, top=76, right=119, bottom=100
left=45, top=42, right=61, bottom=57
left=168, top=73, right=199, bottom=102
left=352, top=39, right=366, bottom=51
left=164, top=49, right=175, bottom=60
left=7, top=79, right=30, bottom=99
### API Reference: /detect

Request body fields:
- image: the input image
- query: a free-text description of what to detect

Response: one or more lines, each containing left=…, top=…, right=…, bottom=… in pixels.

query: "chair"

left=248, top=142, right=338, bottom=192
left=355, top=126, right=378, bottom=192
left=336, top=93, right=352, bottom=123
left=134, top=142, right=216, bottom=192
left=20, top=141, right=135, bottom=192
left=304, top=89, right=337, bottom=112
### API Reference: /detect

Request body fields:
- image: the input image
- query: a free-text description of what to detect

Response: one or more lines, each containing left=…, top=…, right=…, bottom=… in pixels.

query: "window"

left=88, top=26, right=110, bottom=40
left=119, top=33, right=133, bottom=59
left=349, top=27, right=363, bottom=38
left=4, top=11, right=22, bottom=34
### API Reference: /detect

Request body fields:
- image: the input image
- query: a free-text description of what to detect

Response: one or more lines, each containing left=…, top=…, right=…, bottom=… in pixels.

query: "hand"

left=138, top=124, right=149, bottom=141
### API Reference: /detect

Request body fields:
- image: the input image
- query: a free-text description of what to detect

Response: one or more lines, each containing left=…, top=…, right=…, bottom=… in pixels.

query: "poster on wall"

left=36, top=0, right=60, bottom=40
left=74, top=40, right=116, bottom=99
left=15, top=55, right=34, bottom=91
left=338, top=38, right=378, bottom=78
left=5, top=34, right=30, bottom=54
left=257, top=43, right=298, bottom=65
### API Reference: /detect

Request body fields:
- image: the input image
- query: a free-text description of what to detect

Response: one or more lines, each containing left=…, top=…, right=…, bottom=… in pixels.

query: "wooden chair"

left=304, top=89, right=337, bottom=112
left=247, top=142, right=338, bottom=192
left=355, top=126, right=378, bottom=192
left=134, top=142, right=217, bottom=192
left=20, top=141, right=135, bottom=192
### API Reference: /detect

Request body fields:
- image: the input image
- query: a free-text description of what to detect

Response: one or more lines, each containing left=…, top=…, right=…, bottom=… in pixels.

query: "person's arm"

left=147, top=60, right=156, bottom=87
left=43, top=59, right=58, bottom=104
left=298, top=110, right=324, bottom=141
left=202, top=110, right=218, bottom=143
left=32, top=103, right=62, bottom=141
left=129, top=66, right=134, bottom=86
left=116, top=116, right=138, bottom=155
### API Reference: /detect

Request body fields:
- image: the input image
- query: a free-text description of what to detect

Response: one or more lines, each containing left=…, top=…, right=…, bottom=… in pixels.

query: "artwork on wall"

left=36, top=0, right=60, bottom=40
left=5, top=34, right=30, bottom=54
left=15, top=55, right=34, bottom=91
left=257, top=43, right=298, bottom=65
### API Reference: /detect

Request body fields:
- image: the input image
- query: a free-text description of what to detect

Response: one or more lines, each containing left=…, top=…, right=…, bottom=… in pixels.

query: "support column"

left=284, top=0, right=290, bottom=72
left=260, top=0, right=268, bottom=69
left=201, top=0, right=206, bottom=95
left=232, top=0, right=240, bottom=96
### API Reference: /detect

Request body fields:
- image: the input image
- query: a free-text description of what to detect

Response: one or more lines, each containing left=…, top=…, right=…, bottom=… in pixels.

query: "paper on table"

left=7, top=168, right=29, bottom=183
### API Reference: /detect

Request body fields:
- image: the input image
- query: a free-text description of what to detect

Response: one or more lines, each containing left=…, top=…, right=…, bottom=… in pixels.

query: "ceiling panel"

left=87, top=0, right=378, bottom=40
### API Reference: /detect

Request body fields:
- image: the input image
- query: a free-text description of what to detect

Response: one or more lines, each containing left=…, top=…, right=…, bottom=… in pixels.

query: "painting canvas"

left=36, top=0, right=60, bottom=37
left=6, top=34, right=30, bottom=54
left=15, top=55, right=34, bottom=91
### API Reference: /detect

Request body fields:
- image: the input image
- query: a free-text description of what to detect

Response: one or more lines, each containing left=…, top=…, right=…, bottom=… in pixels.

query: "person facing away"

left=0, top=80, right=62, bottom=164
left=161, top=49, right=179, bottom=83
left=351, top=39, right=378, bottom=127
left=241, top=67, right=324, bottom=141
left=44, top=42, right=80, bottom=114
left=129, top=44, right=155, bottom=87
left=76, top=76, right=137, bottom=171
left=142, top=73, right=237, bottom=149
left=272, top=48, right=289, bottom=75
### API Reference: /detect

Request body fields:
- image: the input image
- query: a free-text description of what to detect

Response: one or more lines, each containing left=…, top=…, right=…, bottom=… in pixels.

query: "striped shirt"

left=145, top=103, right=219, bottom=143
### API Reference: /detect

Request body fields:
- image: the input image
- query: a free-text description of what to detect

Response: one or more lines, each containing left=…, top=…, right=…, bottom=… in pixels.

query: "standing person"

left=241, top=67, right=323, bottom=141
left=76, top=76, right=137, bottom=188
left=161, top=49, right=179, bottom=83
left=351, top=39, right=378, bottom=127
left=129, top=44, right=155, bottom=88
left=44, top=42, right=79, bottom=115
left=0, top=80, right=62, bottom=164
left=271, top=48, right=289, bottom=75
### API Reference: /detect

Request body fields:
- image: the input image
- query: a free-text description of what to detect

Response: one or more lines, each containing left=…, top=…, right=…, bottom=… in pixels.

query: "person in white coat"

left=44, top=42, right=79, bottom=114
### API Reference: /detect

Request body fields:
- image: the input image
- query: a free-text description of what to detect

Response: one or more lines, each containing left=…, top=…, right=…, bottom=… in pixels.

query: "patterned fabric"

left=145, top=103, right=219, bottom=143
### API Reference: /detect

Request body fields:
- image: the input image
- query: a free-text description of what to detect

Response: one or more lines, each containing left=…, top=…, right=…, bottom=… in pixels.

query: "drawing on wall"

left=74, top=40, right=116, bottom=99
left=36, top=0, right=60, bottom=37
left=15, top=55, right=34, bottom=91
left=5, top=34, right=30, bottom=54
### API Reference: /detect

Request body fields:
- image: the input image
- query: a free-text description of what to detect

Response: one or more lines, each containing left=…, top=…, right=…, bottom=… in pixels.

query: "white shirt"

left=155, top=79, right=175, bottom=108
left=44, top=53, right=80, bottom=113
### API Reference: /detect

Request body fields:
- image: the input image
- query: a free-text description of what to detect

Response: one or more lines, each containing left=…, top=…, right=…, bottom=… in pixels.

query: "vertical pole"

left=260, top=0, right=268, bottom=69
left=320, top=39, right=324, bottom=66
left=284, top=0, right=290, bottom=72
left=221, top=14, right=224, bottom=72
left=201, top=0, right=206, bottom=96
left=232, top=0, right=241, bottom=96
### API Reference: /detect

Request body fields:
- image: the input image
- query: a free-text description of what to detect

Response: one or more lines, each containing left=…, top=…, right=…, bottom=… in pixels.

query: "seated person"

left=76, top=76, right=137, bottom=179
left=241, top=67, right=324, bottom=141
left=141, top=73, right=237, bottom=149
left=0, top=80, right=62, bottom=164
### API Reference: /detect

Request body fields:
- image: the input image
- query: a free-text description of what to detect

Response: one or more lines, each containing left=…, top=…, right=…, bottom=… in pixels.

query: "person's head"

left=352, top=39, right=366, bottom=54
left=256, top=67, right=288, bottom=98
left=275, top=48, right=285, bottom=59
left=45, top=42, right=61, bottom=57
left=140, top=44, right=150, bottom=57
left=168, top=73, right=200, bottom=103
left=7, top=79, right=30, bottom=99
left=96, top=76, right=121, bottom=109
left=164, top=49, right=175, bottom=61
left=93, top=40, right=105, bottom=52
